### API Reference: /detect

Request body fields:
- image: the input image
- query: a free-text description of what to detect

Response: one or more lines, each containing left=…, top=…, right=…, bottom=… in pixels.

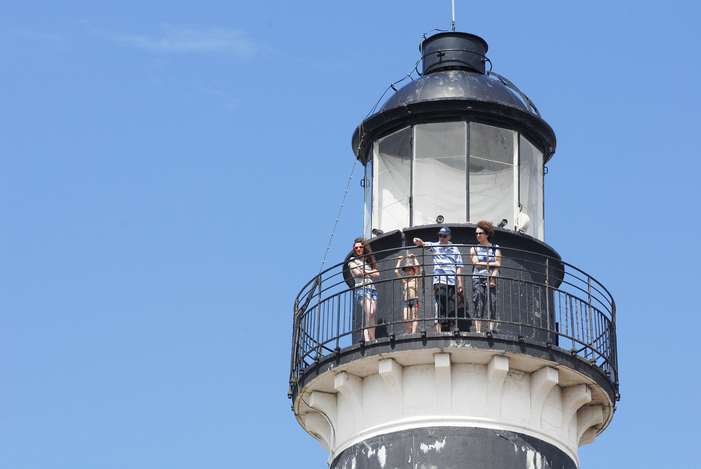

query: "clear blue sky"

left=2, top=1, right=700, bottom=467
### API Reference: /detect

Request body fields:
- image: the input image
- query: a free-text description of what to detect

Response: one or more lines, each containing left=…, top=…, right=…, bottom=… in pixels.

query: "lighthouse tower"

left=289, top=31, right=618, bottom=469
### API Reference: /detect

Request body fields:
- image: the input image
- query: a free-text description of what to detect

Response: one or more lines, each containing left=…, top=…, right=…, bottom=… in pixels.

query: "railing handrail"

left=296, top=243, right=615, bottom=308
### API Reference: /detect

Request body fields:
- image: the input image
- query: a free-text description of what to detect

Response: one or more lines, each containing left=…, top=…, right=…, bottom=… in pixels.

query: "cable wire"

left=318, top=159, right=358, bottom=274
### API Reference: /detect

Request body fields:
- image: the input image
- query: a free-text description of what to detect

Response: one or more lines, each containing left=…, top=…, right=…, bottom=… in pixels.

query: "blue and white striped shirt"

left=425, top=242, right=463, bottom=285
left=473, top=245, right=499, bottom=277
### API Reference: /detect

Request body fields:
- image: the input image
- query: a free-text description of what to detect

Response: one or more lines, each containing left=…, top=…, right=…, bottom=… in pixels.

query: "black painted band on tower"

left=331, top=427, right=577, bottom=469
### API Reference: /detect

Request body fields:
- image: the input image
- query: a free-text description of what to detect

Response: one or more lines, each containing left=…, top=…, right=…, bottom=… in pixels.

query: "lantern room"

left=352, top=32, right=556, bottom=240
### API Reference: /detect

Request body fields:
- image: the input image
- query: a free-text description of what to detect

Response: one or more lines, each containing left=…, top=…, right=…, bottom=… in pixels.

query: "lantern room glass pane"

left=413, top=122, right=467, bottom=225
left=519, top=135, right=544, bottom=239
left=469, top=123, right=516, bottom=225
left=372, top=127, right=412, bottom=232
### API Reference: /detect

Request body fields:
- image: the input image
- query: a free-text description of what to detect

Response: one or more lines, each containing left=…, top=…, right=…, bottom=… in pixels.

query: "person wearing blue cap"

left=413, top=227, right=463, bottom=332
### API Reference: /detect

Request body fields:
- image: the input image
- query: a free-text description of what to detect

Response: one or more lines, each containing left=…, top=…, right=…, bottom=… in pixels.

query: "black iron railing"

left=290, top=244, right=617, bottom=399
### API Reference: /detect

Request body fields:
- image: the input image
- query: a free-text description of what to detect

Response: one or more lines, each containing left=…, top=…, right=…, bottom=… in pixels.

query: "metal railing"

left=289, top=244, right=617, bottom=398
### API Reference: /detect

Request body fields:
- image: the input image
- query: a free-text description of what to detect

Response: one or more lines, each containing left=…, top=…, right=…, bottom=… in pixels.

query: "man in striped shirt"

left=413, top=227, right=463, bottom=332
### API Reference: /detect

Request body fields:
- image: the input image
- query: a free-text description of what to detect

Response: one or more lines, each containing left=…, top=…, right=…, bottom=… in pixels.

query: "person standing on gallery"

left=349, top=237, right=380, bottom=341
left=470, top=221, right=502, bottom=334
left=413, top=227, right=463, bottom=332
left=394, top=254, right=421, bottom=335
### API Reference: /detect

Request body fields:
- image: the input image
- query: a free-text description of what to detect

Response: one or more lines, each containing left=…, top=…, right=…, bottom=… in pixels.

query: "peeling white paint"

left=377, top=446, right=386, bottom=467
left=367, top=447, right=375, bottom=459
left=351, top=456, right=356, bottom=469
left=525, top=448, right=544, bottom=469
left=420, top=438, right=447, bottom=453
left=449, top=338, right=474, bottom=349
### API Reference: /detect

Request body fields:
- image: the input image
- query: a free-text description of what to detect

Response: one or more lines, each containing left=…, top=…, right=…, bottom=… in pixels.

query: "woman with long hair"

left=349, top=237, right=380, bottom=341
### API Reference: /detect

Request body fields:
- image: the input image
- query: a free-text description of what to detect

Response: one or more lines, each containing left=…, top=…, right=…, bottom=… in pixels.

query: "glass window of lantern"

left=469, top=123, right=516, bottom=226
left=372, top=127, right=412, bottom=233
left=413, top=122, right=467, bottom=226
left=519, top=135, right=544, bottom=239
left=363, top=159, right=373, bottom=239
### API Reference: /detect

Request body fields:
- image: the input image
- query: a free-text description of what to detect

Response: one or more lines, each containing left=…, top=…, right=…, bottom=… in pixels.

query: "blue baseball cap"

left=438, top=227, right=451, bottom=236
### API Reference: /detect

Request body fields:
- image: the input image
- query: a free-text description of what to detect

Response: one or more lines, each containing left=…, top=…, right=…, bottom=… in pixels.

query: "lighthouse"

left=289, top=31, right=618, bottom=469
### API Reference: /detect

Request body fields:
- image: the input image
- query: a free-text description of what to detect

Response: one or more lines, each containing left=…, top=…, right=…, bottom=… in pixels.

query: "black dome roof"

left=379, top=69, right=529, bottom=113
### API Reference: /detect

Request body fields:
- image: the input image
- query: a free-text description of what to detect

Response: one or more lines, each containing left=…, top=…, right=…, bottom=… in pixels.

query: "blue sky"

left=2, top=1, right=700, bottom=467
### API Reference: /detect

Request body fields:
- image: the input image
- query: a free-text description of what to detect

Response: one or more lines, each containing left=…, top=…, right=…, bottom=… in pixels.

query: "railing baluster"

left=587, top=277, right=594, bottom=356
left=545, top=258, right=550, bottom=336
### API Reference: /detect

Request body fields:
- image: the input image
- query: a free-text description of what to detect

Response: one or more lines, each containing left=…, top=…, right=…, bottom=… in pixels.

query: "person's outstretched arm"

left=408, top=254, right=420, bottom=275
left=394, top=255, right=404, bottom=278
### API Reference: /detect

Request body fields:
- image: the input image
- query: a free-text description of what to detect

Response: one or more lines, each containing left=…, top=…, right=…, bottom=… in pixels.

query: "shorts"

left=356, top=287, right=377, bottom=303
left=404, top=297, right=419, bottom=308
